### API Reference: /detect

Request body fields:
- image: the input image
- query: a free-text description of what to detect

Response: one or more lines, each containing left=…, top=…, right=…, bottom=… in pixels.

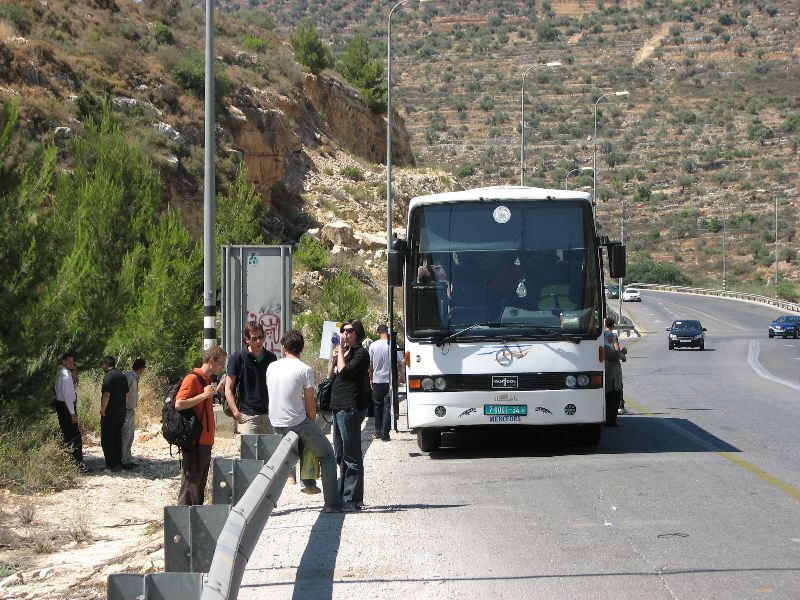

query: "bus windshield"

left=407, top=200, right=601, bottom=340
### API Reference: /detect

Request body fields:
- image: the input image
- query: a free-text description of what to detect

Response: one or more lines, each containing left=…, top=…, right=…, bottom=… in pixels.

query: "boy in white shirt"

left=267, top=330, right=345, bottom=512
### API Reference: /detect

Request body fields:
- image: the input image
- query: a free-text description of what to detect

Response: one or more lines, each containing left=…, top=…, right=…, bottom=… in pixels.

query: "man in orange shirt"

left=175, top=345, right=227, bottom=505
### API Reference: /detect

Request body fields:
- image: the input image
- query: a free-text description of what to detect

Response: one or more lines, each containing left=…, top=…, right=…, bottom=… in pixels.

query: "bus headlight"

left=577, top=374, right=590, bottom=387
left=421, top=377, right=434, bottom=391
left=434, top=377, right=447, bottom=391
left=565, top=375, right=577, bottom=388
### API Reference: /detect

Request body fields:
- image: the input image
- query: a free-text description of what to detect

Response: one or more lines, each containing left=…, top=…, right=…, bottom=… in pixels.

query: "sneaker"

left=301, top=485, right=322, bottom=495
left=354, top=501, right=364, bottom=510
left=322, top=505, right=342, bottom=513
left=618, top=407, right=629, bottom=415
left=341, top=502, right=357, bottom=512
left=380, top=435, right=391, bottom=442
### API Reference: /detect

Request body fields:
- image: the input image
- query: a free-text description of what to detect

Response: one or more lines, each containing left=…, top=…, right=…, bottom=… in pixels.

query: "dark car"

left=666, top=319, right=706, bottom=351
left=605, top=284, right=620, bottom=299
left=768, top=315, right=800, bottom=339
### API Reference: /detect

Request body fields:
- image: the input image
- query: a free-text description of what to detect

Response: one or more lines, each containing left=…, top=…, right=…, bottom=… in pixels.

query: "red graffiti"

left=247, top=311, right=282, bottom=352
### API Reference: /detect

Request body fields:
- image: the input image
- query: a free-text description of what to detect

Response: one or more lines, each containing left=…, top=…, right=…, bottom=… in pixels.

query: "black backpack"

left=162, top=373, right=206, bottom=450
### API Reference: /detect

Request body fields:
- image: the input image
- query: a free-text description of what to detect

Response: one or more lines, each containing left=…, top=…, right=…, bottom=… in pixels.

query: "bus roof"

left=408, top=186, right=593, bottom=211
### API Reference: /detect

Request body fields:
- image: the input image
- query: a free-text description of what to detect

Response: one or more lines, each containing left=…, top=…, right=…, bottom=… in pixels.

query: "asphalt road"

left=239, top=291, right=800, bottom=599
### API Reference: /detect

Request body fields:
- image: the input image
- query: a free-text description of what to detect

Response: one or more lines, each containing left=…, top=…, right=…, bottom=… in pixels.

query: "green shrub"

left=626, top=256, right=691, bottom=286
left=0, top=415, right=77, bottom=493
left=296, top=270, right=368, bottom=352
left=776, top=281, right=798, bottom=303
left=153, top=22, right=174, bottom=45
left=295, top=234, right=329, bottom=271
left=0, top=4, right=33, bottom=35
left=455, top=164, right=476, bottom=178
left=172, top=50, right=233, bottom=100
left=290, top=22, right=331, bottom=74
left=340, top=165, right=365, bottom=181
left=243, top=35, right=265, bottom=51
left=335, top=35, right=386, bottom=113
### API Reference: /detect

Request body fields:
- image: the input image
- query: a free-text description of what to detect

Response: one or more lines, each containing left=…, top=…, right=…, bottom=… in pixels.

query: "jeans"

left=274, top=418, right=341, bottom=509
left=372, top=383, right=391, bottom=439
left=121, top=408, right=136, bottom=464
left=332, top=408, right=365, bottom=505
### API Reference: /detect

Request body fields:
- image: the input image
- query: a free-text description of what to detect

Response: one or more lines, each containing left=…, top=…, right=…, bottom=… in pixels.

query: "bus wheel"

left=576, top=424, right=601, bottom=446
left=417, top=428, right=441, bottom=452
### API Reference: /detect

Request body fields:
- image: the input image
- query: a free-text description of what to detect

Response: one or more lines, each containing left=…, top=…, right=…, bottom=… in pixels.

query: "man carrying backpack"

left=225, top=321, right=277, bottom=435
left=175, top=345, right=227, bottom=506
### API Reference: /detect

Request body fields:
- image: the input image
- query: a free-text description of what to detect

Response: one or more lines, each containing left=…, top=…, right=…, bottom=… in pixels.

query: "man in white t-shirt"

left=267, top=330, right=345, bottom=513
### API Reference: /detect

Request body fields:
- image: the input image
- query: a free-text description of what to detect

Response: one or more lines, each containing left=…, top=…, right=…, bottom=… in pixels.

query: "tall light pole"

left=775, top=194, right=779, bottom=289
left=203, top=0, right=216, bottom=349
left=592, top=90, right=629, bottom=320
left=520, top=61, right=561, bottom=186
left=565, top=166, right=593, bottom=190
left=387, top=0, right=434, bottom=428
left=756, top=188, right=780, bottom=293
left=722, top=194, right=728, bottom=291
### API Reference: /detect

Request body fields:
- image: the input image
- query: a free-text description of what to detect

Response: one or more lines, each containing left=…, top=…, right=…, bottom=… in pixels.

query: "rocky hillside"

left=234, top=0, right=800, bottom=293
left=0, top=0, right=425, bottom=248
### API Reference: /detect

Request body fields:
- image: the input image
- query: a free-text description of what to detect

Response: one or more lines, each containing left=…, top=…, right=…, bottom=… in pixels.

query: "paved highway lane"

left=239, top=292, right=800, bottom=600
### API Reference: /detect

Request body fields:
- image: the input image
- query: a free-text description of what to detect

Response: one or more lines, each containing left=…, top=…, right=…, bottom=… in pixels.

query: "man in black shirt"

left=225, top=321, right=277, bottom=435
left=100, top=356, right=129, bottom=472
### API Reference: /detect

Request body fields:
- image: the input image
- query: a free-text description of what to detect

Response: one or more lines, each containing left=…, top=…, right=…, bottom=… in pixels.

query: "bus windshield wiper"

left=435, top=322, right=503, bottom=347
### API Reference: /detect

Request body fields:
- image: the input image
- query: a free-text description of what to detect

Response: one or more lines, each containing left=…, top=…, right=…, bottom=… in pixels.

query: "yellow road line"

left=625, top=400, right=800, bottom=502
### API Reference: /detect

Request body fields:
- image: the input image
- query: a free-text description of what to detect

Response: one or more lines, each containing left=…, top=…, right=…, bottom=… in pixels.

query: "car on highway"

left=622, top=287, right=641, bottom=302
left=666, top=319, right=706, bottom=350
left=768, top=315, right=800, bottom=339
left=605, top=284, right=620, bottom=299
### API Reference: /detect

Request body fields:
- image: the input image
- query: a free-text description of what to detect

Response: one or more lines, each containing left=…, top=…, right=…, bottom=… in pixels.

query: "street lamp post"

left=722, top=194, right=727, bottom=291
left=520, top=61, right=561, bottom=186
left=592, top=90, right=629, bottom=321
left=775, top=194, right=779, bottom=289
left=387, top=0, right=434, bottom=429
left=564, top=166, right=593, bottom=190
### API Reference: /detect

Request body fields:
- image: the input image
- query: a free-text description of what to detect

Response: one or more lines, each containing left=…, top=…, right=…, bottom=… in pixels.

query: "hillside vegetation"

left=242, top=0, right=800, bottom=295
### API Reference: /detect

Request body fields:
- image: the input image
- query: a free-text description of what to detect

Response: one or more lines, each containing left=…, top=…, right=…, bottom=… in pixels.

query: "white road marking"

left=747, top=339, right=800, bottom=392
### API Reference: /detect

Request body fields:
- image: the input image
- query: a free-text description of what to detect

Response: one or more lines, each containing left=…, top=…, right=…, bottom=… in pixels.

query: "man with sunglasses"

left=225, top=321, right=277, bottom=435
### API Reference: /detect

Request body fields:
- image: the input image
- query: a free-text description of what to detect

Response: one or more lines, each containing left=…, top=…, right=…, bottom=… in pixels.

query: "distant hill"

left=233, top=0, right=800, bottom=293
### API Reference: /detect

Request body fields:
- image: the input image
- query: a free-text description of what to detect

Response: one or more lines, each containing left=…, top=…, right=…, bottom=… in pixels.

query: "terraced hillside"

left=233, top=0, right=800, bottom=293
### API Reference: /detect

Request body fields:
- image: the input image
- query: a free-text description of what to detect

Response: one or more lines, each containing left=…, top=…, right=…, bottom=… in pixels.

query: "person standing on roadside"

left=368, top=324, right=405, bottom=442
left=267, top=330, right=343, bottom=512
left=100, top=356, right=129, bottom=472
left=225, top=321, right=277, bottom=435
left=329, top=319, right=370, bottom=511
left=603, top=317, right=627, bottom=426
left=175, top=345, right=226, bottom=505
left=121, top=358, right=146, bottom=469
left=54, top=352, right=86, bottom=472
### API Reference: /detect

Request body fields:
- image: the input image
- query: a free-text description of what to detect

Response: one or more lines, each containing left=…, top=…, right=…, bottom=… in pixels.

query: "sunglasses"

left=249, top=335, right=264, bottom=341
left=342, top=328, right=354, bottom=333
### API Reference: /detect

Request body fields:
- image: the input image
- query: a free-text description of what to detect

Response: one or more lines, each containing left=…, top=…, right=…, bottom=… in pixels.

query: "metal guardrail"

left=628, top=283, right=800, bottom=313
left=107, top=432, right=300, bottom=600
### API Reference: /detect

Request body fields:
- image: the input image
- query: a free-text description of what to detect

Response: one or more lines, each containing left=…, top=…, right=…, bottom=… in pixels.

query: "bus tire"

left=576, top=424, right=601, bottom=446
left=417, top=428, right=441, bottom=452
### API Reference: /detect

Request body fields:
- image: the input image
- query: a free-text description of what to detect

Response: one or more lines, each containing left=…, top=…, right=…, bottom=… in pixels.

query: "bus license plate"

left=484, top=405, right=528, bottom=416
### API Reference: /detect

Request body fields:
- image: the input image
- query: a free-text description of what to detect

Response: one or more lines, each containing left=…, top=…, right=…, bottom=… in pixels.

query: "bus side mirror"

left=388, top=238, right=407, bottom=287
left=609, top=245, right=626, bottom=279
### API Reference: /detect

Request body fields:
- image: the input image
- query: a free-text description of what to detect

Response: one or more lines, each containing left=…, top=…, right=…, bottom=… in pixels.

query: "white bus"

left=388, top=186, right=626, bottom=452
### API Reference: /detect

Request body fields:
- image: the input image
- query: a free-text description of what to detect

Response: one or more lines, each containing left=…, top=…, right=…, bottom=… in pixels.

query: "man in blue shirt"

left=225, top=321, right=277, bottom=434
